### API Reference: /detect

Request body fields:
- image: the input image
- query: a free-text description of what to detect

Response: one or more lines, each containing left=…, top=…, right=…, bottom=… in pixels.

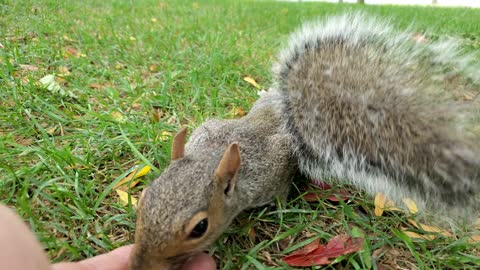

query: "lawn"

left=1, top=0, right=479, bottom=269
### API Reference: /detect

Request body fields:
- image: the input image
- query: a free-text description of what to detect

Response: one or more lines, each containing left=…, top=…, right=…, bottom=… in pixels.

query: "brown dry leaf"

left=19, top=64, right=38, bottom=71
left=407, top=219, right=453, bottom=238
left=116, top=189, right=138, bottom=208
left=402, top=198, right=418, bottom=214
left=467, top=235, right=480, bottom=243
left=232, top=107, right=246, bottom=117
left=89, top=83, right=104, bottom=89
left=402, top=230, right=436, bottom=241
left=243, top=76, right=261, bottom=89
left=461, top=91, right=478, bottom=101
left=248, top=227, right=256, bottom=242
left=114, top=165, right=152, bottom=190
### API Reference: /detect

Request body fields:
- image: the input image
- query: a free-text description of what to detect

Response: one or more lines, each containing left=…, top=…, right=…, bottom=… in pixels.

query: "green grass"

left=1, top=0, right=479, bottom=268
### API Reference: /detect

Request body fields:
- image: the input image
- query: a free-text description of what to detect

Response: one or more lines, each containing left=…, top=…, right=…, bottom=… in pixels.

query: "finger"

left=181, top=253, right=216, bottom=270
left=0, top=204, right=50, bottom=270
left=51, top=245, right=133, bottom=270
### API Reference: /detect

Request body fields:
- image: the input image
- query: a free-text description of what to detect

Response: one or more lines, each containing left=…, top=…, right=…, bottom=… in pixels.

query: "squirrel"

left=129, top=13, right=480, bottom=270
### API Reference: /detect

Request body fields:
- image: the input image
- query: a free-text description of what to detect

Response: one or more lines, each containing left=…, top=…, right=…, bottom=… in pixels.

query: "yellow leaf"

left=374, top=193, right=401, bottom=216
left=407, top=219, right=453, bottom=238
left=468, top=235, right=480, bottom=243
left=129, top=36, right=137, bottom=41
left=403, top=198, right=418, bottom=214
left=403, top=230, right=436, bottom=241
left=229, top=107, right=246, bottom=118
left=116, top=189, right=138, bottom=208
left=148, top=64, right=159, bottom=72
left=110, top=111, right=126, bottom=123
left=374, top=193, right=386, bottom=216
left=243, top=76, right=261, bottom=89
left=46, top=126, right=57, bottom=135
left=114, top=165, right=151, bottom=189
left=157, top=130, right=172, bottom=141
left=58, top=66, right=70, bottom=76
left=151, top=18, right=157, bottom=23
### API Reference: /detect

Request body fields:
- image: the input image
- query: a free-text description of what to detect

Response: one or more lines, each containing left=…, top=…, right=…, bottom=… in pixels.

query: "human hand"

left=51, top=245, right=216, bottom=270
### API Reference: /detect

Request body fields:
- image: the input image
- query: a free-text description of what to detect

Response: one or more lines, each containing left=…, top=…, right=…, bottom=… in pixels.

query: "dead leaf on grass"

left=402, top=198, right=418, bottom=215
left=243, top=76, right=261, bottom=89
left=402, top=230, right=436, bottom=241
left=116, top=189, right=138, bottom=208
left=282, top=235, right=364, bottom=267
left=39, top=74, right=78, bottom=99
left=114, top=165, right=151, bottom=190
left=374, top=193, right=402, bottom=216
left=407, top=219, right=453, bottom=238
left=19, top=64, right=38, bottom=71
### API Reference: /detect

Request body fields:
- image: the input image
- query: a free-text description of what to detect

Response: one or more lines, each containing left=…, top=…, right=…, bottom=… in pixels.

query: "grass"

left=1, top=0, right=479, bottom=268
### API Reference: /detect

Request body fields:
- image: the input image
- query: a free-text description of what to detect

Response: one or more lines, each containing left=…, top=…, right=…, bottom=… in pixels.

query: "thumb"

left=51, top=245, right=133, bottom=270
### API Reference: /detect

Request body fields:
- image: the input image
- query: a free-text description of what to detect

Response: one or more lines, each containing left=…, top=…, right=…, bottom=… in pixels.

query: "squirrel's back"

left=274, top=13, right=480, bottom=214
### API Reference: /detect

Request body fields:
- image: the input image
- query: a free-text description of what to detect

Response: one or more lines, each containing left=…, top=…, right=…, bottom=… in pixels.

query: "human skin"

left=0, top=204, right=216, bottom=270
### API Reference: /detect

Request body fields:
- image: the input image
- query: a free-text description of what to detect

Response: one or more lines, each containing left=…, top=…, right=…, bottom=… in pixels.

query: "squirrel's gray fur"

left=130, top=13, right=480, bottom=270
left=274, top=13, right=480, bottom=212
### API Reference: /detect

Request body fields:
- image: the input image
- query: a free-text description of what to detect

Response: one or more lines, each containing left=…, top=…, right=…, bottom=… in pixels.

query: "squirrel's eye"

left=189, top=218, right=208, bottom=238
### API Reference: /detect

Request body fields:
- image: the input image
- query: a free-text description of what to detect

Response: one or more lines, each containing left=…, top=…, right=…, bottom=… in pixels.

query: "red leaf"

left=311, top=180, right=332, bottom=190
left=282, top=235, right=364, bottom=267
left=303, top=190, right=350, bottom=202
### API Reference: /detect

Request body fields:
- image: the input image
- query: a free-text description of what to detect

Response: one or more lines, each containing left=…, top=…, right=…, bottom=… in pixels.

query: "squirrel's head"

left=129, top=128, right=241, bottom=270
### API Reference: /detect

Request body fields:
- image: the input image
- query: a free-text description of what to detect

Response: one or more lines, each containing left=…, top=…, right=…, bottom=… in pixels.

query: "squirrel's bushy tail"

left=274, top=13, right=480, bottom=215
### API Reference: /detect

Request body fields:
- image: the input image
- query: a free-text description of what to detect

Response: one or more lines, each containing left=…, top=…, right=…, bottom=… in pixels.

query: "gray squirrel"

left=128, top=13, right=480, bottom=270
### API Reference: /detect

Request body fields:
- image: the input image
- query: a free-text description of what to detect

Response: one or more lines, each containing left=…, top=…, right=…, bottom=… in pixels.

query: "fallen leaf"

left=374, top=193, right=402, bottom=216
left=116, top=189, right=138, bottom=208
left=402, top=198, right=418, bottom=214
left=114, top=165, right=151, bottom=190
left=18, top=64, right=38, bottom=71
left=468, top=235, right=480, bottom=243
left=89, top=83, right=104, bottom=89
left=148, top=64, right=159, bottom=72
left=311, top=180, right=332, bottom=190
left=282, top=235, right=363, bottom=267
left=151, top=18, right=158, bottom=23
left=248, top=227, right=256, bottom=242
left=58, top=66, right=70, bottom=76
left=232, top=107, right=246, bottom=117
left=46, top=126, right=57, bottom=135
left=110, top=111, right=126, bottom=123
left=303, top=191, right=349, bottom=202
left=412, top=33, right=428, bottom=43
left=129, top=36, right=137, bottom=41
left=157, top=130, right=172, bottom=141
left=402, top=230, right=436, bottom=241
left=243, top=76, right=261, bottom=89
left=407, top=219, right=452, bottom=238
left=39, top=74, right=78, bottom=99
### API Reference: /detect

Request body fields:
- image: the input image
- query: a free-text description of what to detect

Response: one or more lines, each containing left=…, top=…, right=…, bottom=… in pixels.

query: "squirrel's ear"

left=171, top=127, right=188, bottom=160
left=215, top=143, right=241, bottom=196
